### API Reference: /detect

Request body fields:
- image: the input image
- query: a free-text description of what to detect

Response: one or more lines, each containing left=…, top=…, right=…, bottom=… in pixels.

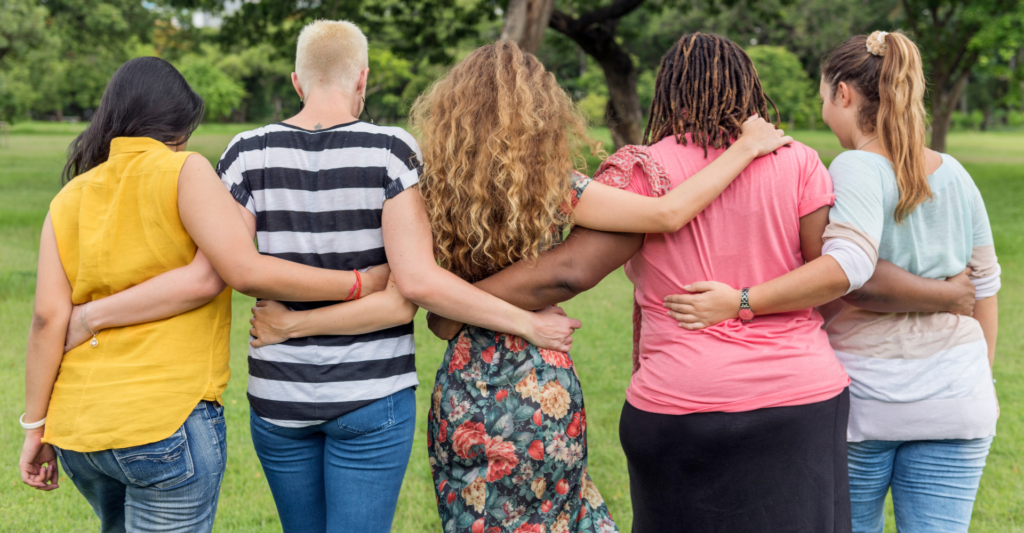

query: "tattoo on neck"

left=314, top=123, right=323, bottom=131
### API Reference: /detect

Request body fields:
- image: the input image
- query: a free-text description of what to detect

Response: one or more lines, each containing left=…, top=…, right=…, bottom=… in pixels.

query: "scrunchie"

left=867, top=31, right=888, bottom=56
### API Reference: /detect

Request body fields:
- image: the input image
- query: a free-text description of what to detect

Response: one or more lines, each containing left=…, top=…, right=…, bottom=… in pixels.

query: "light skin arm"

left=176, top=154, right=388, bottom=301
left=574, top=117, right=793, bottom=234
left=248, top=276, right=418, bottom=347
left=664, top=207, right=979, bottom=327
left=63, top=250, right=227, bottom=352
left=383, top=187, right=580, bottom=352
left=974, top=295, right=998, bottom=368
left=428, top=228, right=644, bottom=340
left=20, top=214, right=69, bottom=491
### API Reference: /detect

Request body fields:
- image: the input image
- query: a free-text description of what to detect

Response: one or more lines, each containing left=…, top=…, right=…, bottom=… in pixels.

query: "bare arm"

left=428, top=228, right=644, bottom=340
left=63, top=250, right=227, bottom=352
left=974, top=295, right=998, bottom=367
left=844, top=264, right=976, bottom=315
left=573, top=117, right=792, bottom=234
left=248, top=277, right=418, bottom=347
left=383, top=187, right=580, bottom=352
left=20, top=214, right=68, bottom=490
left=176, top=154, right=386, bottom=301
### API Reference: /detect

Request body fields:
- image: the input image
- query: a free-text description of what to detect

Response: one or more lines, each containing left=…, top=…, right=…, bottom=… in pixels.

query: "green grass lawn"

left=1, top=122, right=1021, bottom=532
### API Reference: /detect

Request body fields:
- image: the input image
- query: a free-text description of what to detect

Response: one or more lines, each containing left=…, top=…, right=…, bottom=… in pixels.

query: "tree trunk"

left=550, top=2, right=647, bottom=149
left=500, top=0, right=555, bottom=54
left=272, top=93, right=282, bottom=123
left=599, top=58, right=643, bottom=148
left=929, top=76, right=967, bottom=153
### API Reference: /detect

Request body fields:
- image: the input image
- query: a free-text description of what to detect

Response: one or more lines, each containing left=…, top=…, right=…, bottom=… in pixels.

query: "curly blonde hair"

left=410, top=41, right=600, bottom=282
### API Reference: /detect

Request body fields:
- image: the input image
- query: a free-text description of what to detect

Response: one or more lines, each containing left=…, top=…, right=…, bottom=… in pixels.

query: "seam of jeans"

left=53, top=446, right=74, bottom=479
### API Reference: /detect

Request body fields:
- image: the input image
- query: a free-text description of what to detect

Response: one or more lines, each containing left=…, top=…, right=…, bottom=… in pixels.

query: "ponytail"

left=822, top=31, right=931, bottom=222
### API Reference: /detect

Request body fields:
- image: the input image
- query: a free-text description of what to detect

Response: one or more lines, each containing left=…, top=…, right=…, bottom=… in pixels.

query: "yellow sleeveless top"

left=45, top=137, right=232, bottom=453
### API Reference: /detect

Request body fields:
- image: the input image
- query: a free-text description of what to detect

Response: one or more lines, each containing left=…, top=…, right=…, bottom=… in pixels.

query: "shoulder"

left=828, top=150, right=889, bottom=187
left=363, top=123, right=421, bottom=156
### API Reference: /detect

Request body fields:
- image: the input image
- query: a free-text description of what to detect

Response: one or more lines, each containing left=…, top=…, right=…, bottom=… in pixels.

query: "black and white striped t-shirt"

left=217, top=120, right=421, bottom=427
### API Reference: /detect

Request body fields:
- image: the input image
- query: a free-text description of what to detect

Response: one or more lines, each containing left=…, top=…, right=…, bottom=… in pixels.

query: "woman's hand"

left=523, top=306, right=582, bottom=352
left=20, top=428, right=60, bottom=491
left=663, top=281, right=741, bottom=330
left=944, top=268, right=976, bottom=316
left=360, top=264, right=391, bottom=298
left=63, top=304, right=92, bottom=353
left=427, top=312, right=464, bottom=341
left=250, top=300, right=304, bottom=348
left=734, top=115, right=793, bottom=158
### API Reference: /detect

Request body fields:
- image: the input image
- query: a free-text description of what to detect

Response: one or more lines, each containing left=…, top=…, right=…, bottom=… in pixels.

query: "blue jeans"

left=848, top=437, right=993, bottom=533
left=248, top=388, right=416, bottom=533
left=54, top=401, right=227, bottom=533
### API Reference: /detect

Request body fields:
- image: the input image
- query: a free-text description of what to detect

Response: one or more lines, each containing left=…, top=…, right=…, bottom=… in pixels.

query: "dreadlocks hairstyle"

left=644, top=32, right=779, bottom=156
left=410, top=41, right=600, bottom=283
left=821, top=31, right=930, bottom=223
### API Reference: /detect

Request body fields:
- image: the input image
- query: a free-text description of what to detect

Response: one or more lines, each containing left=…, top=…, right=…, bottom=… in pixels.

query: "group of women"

left=18, top=16, right=999, bottom=533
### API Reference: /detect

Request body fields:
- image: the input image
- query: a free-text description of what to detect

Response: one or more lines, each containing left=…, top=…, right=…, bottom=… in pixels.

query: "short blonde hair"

left=295, top=19, right=368, bottom=94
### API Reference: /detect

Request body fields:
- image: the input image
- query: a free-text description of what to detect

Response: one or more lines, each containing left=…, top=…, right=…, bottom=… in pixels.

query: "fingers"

left=249, top=327, right=258, bottom=338
left=678, top=321, right=707, bottom=331
left=663, top=300, right=696, bottom=314
left=568, top=318, right=582, bottom=330
left=550, top=306, right=567, bottom=317
left=249, top=317, right=256, bottom=326
left=682, top=281, right=716, bottom=293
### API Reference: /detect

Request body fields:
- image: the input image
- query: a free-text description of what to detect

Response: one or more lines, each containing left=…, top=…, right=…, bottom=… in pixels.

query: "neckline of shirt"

left=275, top=120, right=363, bottom=133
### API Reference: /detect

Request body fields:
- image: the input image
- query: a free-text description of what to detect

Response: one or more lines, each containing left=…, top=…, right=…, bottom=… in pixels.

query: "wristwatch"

left=738, top=287, right=754, bottom=322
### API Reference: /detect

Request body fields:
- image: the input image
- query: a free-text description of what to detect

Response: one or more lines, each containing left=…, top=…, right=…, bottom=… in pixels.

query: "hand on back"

left=736, top=115, right=794, bottom=158
left=663, top=281, right=740, bottom=330
left=944, top=267, right=976, bottom=316
left=524, top=306, right=581, bottom=353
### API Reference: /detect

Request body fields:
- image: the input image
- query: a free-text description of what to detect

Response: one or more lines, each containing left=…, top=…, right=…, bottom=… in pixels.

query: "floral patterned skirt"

left=427, top=327, right=618, bottom=533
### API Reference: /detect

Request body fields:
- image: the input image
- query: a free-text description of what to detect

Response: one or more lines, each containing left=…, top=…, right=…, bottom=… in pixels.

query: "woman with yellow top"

left=15, top=57, right=402, bottom=531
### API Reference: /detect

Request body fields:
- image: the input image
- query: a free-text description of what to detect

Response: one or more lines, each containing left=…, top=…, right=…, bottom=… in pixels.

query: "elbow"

left=30, top=312, right=53, bottom=332
left=557, top=270, right=600, bottom=298
left=396, top=298, right=419, bottom=325
left=222, top=264, right=258, bottom=296
left=194, top=274, right=228, bottom=303
left=393, top=275, right=433, bottom=307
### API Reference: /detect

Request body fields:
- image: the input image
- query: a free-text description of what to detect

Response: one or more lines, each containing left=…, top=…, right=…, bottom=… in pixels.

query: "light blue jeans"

left=248, top=388, right=416, bottom=533
left=847, top=437, right=993, bottom=533
left=54, top=401, right=227, bottom=533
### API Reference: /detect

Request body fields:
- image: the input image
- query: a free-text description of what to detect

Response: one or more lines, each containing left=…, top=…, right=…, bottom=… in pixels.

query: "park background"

left=1, top=0, right=1023, bottom=531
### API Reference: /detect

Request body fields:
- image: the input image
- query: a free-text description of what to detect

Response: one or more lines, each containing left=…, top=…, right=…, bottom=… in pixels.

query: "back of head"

left=63, top=56, right=204, bottom=183
left=295, top=19, right=368, bottom=95
left=822, top=31, right=929, bottom=222
left=410, top=41, right=596, bottom=282
left=645, top=32, right=778, bottom=155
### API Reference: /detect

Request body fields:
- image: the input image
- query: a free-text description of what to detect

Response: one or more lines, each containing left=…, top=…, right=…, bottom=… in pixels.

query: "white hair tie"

left=867, top=31, right=889, bottom=56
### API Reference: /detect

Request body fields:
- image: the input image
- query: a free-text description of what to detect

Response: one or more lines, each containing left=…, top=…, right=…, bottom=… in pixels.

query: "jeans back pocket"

left=112, top=425, right=194, bottom=489
left=337, top=394, right=395, bottom=435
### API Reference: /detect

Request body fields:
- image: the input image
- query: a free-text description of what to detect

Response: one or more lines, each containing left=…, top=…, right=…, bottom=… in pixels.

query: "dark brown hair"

left=63, top=57, right=205, bottom=183
left=821, top=31, right=930, bottom=222
left=644, top=32, right=779, bottom=155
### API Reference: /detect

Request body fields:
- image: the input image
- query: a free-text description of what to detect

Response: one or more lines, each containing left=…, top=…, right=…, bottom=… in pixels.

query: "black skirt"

left=619, top=388, right=851, bottom=533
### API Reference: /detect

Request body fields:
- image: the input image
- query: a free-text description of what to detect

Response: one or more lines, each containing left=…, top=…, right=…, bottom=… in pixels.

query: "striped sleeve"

left=216, top=133, right=256, bottom=216
left=965, top=170, right=1000, bottom=299
left=383, top=127, right=422, bottom=200
left=823, top=152, right=885, bottom=291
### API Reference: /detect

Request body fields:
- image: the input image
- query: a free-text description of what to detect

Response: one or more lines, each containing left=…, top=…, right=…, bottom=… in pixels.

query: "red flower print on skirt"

left=556, top=478, right=569, bottom=495
left=438, top=420, right=448, bottom=443
left=481, top=345, right=496, bottom=364
left=449, top=334, right=472, bottom=373
left=472, top=518, right=485, bottom=533
left=501, top=334, right=528, bottom=353
left=540, top=348, right=572, bottom=368
left=566, top=412, right=583, bottom=439
left=452, top=421, right=487, bottom=459
left=495, top=389, right=508, bottom=402
left=528, top=440, right=544, bottom=460
left=486, top=436, right=520, bottom=482
left=514, top=524, right=544, bottom=533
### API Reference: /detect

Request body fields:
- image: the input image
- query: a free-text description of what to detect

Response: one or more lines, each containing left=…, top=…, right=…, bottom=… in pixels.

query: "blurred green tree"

left=746, top=45, right=816, bottom=129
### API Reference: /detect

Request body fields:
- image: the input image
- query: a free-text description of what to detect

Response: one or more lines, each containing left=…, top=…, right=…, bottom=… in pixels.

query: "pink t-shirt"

left=624, top=135, right=850, bottom=415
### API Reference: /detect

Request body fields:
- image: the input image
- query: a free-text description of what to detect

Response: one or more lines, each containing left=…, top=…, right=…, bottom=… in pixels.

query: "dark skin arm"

left=428, top=227, right=644, bottom=340
left=800, top=207, right=976, bottom=315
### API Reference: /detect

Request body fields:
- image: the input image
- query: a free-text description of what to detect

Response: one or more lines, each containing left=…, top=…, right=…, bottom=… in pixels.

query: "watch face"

left=738, top=309, right=754, bottom=321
